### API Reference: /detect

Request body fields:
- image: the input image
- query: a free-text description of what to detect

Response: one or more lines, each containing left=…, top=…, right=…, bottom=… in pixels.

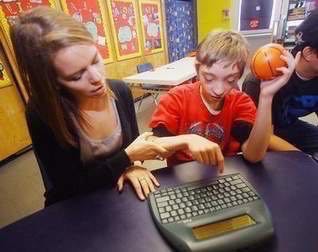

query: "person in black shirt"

left=10, top=7, right=172, bottom=206
left=242, top=9, right=318, bottom=155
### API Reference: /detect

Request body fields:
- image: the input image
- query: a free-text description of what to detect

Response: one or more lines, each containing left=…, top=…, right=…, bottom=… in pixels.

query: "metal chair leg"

left=137, top=97, right=143, bottom=111
left=151, top=93, right=158, bottom=105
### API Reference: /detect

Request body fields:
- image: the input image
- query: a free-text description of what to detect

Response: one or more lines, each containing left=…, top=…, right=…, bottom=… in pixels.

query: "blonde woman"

left=11, top=7, right=170, bottom=206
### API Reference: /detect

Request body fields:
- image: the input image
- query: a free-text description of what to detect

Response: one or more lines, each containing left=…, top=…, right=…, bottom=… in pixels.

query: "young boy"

left=148, top=31, right=298, bottom=171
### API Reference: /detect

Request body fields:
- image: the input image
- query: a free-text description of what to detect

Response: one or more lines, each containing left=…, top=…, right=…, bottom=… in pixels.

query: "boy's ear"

left=302, top=46, right=317, bottom=61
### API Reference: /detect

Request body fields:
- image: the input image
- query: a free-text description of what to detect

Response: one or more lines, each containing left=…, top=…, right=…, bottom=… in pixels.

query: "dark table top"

left=1, top=151, right=318, bottom=252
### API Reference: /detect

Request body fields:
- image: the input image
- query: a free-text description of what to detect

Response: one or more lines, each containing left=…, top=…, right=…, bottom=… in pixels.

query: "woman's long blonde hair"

left=10, top=6, right=111, bottom=148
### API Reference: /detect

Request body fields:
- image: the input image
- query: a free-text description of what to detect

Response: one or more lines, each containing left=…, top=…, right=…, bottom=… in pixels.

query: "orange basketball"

left=250, top=43, right=287, bottom=80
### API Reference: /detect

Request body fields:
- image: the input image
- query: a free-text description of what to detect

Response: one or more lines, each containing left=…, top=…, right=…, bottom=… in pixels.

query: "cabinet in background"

left=281, top=0, right=316, bottom=49
left=0, top=43, right=31, bottom=161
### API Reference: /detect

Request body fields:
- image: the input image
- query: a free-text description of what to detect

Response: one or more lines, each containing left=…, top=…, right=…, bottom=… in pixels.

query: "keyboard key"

left=212, top=201, right=218, bottom=207
left=205, top=202, right=212, bottom=208
left=230, top=179, right=242, bottom=185
left=157, top=201, right=168, bottom=208
left=185, top=207, right=192, bottom=213
left=243, top=193, right=249, bottom=198
left=211, top=196, right=218, bottom=201
left=158, top=207, right=165, bottom=213
left=198, top=204, right=205, bottom=210
left=236, top=183, right=246, bottom=189
left=176, top=193, right=183, bottom=198
left=172, top=204, right=179, bottom=210
left=160, top=212, right=170, bottom=219
left=171, top=210, right=177, bottom=217
left=169, top=200, right=175, bottom=205
left=156, top=196, right=169, bottom=203
left=191, top=205, right=198, bottom=211
left=242, top=187, right=250, bottom=192
left=225, top=177, right=233, bottom=181
left=186, top=201, right=192, bottom=207
left=199, top=198, right=206, bottom=204
left=178, top=209, right=185, bottom=215
left=170, top=194, right=176, bottom=200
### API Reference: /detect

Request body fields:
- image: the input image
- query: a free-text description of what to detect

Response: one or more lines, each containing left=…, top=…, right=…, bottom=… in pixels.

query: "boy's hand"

left=260, top=51, right=301, bottom=98
left=185, top=134, right=224, bottom=173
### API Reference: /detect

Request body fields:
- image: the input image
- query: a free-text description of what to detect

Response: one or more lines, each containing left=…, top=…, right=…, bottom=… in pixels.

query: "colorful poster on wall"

left=0, top=60, right=11, bottom=88
left=0, top=0, right=55, bottom=42
left=60, top=0, right=114, bottom=64
left=139, top=0, right=164, bottom=55
left=107, top=0, right=141, bottom=61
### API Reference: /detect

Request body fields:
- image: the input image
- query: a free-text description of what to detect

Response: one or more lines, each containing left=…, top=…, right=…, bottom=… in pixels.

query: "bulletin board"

left=107, top=0, right=141, bottom=61
left=139, top=0, right=164, bottom=55
left=0, top=0, right=56, bottom=43
left=0, top=60, right=11, bottom=88
left=60, top=0, right=114, bottom=64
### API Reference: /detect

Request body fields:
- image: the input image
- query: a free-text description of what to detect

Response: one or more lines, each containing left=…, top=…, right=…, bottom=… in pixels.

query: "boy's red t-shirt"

left=149, top=81, right=256, bottom=166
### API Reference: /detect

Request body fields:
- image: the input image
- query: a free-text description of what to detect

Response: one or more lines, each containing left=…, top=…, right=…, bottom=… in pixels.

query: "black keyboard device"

left=148, top=173, right=273, bottom=252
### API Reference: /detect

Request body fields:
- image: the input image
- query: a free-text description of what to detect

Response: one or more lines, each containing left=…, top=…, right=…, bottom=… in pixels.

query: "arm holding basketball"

left=260, top=51, right=300, bottom=96
left=242, top=50, right=300, bottom=162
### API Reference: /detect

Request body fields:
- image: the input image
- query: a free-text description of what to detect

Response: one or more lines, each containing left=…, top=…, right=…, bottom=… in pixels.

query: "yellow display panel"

left=192, top=214, right=256, bottom=240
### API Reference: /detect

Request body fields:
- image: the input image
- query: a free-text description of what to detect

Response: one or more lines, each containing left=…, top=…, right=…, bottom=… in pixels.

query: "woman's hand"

left=117, top=166, right=160, bottom=200
left=185, top=134, right=224, bottom=173
left=125, top=132, right=169, bottom=162
left=260, top=51, right=301, bottom=97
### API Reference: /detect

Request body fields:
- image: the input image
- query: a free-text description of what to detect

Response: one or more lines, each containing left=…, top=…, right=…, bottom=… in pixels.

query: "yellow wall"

left=197, top=0, right=232, bottom=42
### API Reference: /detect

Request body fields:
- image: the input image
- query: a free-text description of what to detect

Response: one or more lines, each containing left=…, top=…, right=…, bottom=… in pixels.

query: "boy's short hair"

left=195, top=31, right=249, bottom=76
left=292, top=9, right=318, bottom=55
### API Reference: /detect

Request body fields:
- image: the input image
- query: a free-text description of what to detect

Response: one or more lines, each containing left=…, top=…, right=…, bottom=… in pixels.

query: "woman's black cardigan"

left=26, top=80, right=139, bottom=206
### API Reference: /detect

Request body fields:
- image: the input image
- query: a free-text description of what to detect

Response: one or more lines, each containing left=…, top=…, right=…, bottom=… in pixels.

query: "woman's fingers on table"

left=119, top=166, right=160, bottom=200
